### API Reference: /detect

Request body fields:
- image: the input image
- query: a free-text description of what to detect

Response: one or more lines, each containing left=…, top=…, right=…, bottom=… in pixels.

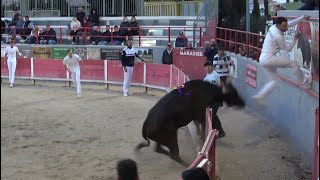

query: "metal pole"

left=246, top=0, right=250, bottom=32
left=140, top=0, right=144, bottom=16
left=103, top=0, right=105, bottom=16
left=216, top=0, right=219, bottom=24
left=112, top=0, right=115, bottom=15
left=51, top=0, right=53, bottom=16
left=68, top=3, right=70, bottom=17
left=5, top=0, right=7, bottom=17
left=160, top=0, right=163, bottom=16
left=121, top=0, right=124, bottom=16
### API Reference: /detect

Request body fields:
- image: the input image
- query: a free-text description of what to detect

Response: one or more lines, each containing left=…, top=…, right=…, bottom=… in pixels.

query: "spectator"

left=75, top=7, right=86, bottom=26
left=80, top=16, right=90, bottom=44
left=272, top=3, right=286, bottom=16
left=130, top=16, right=139, bottom=35
left=175, top=31, right=188, bottom=47
left=185, top=41, right=194, bottom=49
left=89, top=25, right=103, bottom=45
left=26, top=25, right=41, bottom=44
left=98, top=25, right=111, bottom=45
left=1, top=19, right=5, bottom=42
left=6, top=10, right=20, bottom=27
left=237, top=45, right=247, bottom=56
left=125, top=26, right=134, bottom=40
left=120, top=16, right=129, bottom=34
left=20, top=16, right=34, bottom=43
left=181, top=168, right=210, bottom=180
left=203, top=41, right=210, bottom=49
left=162, top=42, right=173, bottom=65
left=204, top=39, right=218, bottom=62
left=117, top=159, right=139, bottom=180
left=40, top=25, right=57, bottom=45
left=9, top=15, right=24, bottom=37
left=88, top=8, right=100, bottom=27
left=70, top=17, right=81, bottom=45
left=298, top=0, right=319, bottom=10
left=110, top=26, right=125, bottom=45
left=213, top=46, right=232, bottom=85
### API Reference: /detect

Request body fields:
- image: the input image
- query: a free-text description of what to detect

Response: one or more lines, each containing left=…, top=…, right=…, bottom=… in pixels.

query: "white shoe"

left=252, top=95, right=267, bottom=109
left=77, top=94, right=82, bottom=98
left=302, top=75, right=312, bottom=89
left=123, top=93, right=128, bottom=97
left=9, top=84, right=13, bottom=88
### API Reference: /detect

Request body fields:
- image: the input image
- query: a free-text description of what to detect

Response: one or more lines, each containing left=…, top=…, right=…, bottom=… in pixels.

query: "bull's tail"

left=135, top=123, right=150, bottom=151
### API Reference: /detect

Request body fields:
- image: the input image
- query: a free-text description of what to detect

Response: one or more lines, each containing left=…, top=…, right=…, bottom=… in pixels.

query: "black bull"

left=135, top=80, right=245, bottom=164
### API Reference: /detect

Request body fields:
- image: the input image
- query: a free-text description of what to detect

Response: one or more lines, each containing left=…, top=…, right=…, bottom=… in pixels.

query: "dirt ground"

left=1, top=80, right=311, bottom=180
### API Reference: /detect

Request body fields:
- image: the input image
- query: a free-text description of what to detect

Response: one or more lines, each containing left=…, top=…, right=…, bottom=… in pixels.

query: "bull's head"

left=222, top=78, right=245, bottom=108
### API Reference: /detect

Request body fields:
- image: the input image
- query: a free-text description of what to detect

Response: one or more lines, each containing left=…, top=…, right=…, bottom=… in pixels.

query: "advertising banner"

left=32, top=46, right=52, bottom=59
left=101, top=48, right=122, bottom=60
left=52, top=47, right=74, bottom=59
left=87, top=47, right=101, bottom=60
left=246, top=63, right=257, bottom=89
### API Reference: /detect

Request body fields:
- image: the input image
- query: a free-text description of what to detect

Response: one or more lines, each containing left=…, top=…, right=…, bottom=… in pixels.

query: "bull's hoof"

left=155, top=146, right=170, bottom=156
left=170, top=155, right=188, bottom=167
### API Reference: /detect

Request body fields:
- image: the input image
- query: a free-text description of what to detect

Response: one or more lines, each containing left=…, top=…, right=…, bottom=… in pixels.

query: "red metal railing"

left=313, top=107, right=319, bottom=180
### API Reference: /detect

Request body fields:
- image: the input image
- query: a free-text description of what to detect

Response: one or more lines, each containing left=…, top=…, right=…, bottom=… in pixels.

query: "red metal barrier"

left=172, top=48, right=206, bottom=80
left=1, top=58, right=31, bottom=77
left=81, top=60, right=105, bottom=81
left=313, top=107, right=319, bottom=180
left=145, top=63, right=171, bottom=87
left=33, top=59, right=67, bottom=79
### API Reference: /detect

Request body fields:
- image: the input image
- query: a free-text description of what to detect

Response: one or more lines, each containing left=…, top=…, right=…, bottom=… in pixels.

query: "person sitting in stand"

left=109, top=25, right=125, bottom=45
left=39, top=25, right=57, bottom=45
left=175, top=31, right=188, bottom=47
left=89, top=25, right=103, bottom=45
left=98, top=25, right=111, bottom=45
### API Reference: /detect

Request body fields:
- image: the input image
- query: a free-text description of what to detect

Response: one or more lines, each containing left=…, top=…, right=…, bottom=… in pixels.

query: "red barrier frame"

left=313, top=107, right=319, bottom=180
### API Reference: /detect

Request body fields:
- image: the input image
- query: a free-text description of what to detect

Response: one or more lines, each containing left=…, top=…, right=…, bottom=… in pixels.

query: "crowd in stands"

left=1, top=7, right=141, bottom=46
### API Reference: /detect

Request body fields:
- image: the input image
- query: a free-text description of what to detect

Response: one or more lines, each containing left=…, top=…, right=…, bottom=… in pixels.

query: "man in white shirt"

left=252, top=15, right=311, bottom=107
left=203, top=61, right=225, bottom=138
left=63, top=49, right=83, bottom=97
left=4, top=40, right=23, bottom=87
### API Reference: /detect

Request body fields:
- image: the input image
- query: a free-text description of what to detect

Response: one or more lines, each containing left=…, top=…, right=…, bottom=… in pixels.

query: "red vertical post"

left=199, top=27, right=202, bottom=47
left=60, top=27, right=62, bottom=45
left=138, top=27, right=141, bottom=46
left=224, top=29, right=226, bottom=48
left=168, top=27, right=171, bottom=43
left=312, top=108, right=319, bottom=180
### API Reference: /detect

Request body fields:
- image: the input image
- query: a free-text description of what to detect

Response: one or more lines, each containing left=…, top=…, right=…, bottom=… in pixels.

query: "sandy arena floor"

left=1, top=80, right=311, bottom=180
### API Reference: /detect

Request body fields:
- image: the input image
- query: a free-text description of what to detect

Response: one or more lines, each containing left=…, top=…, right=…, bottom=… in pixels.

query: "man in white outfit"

left=63, top=49, right=83, bottom=97
left=252, top=15, right=311, bottom=107
left=121, top=39, right=140, bottom=97
left=4, top=40, right=23, bottom=88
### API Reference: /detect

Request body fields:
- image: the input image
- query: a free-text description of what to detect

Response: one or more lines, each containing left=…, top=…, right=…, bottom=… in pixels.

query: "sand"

left=1, top=80, right=311, bottom=180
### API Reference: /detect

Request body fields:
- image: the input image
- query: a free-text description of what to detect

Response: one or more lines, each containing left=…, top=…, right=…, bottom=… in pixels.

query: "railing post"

left=168, top=27, right=171, bottom=43
left=199, top=27, right=202, bottom=47
left=313, top=107, right=319, bottom=180
left=138, top=27, right=141, bottom=46
left=60, top=27, right=62, bottom=45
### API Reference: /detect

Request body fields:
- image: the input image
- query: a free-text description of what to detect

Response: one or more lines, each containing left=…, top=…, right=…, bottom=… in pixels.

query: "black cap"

left=204, top=61, right=213, bottom=66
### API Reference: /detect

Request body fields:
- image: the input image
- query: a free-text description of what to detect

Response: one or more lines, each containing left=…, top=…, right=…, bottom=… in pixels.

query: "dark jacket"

left=90, top=30, right=103, bottom=44
left=88, top=10, right=100, bottom=25
left=42, top=28, right=57, bottom=41
left=102, top=30, right=111, bottom=42
left=76, top=11, right=86, bottom=25
left=113, top=30, right=125, bottom=42
left=162, top=49, right=173, bottom=65
left=129, top=21, right=139, bottom=35
left=175, top=36, right=188, bottom=47
left=1, top=20, right=5, bottom=35
left=204, top=45, right=218, bottom=62
left=120, top=21, right=129, bottom=33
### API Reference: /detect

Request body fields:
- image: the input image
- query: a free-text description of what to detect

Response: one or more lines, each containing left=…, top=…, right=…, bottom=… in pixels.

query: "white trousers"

left=71, top=69, right=81, bottom=95
left=7, top=60, right=17, bottom=84
left=123, top=66, right=133, bottom=95
left=257, top=55, right=306, bottom=99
